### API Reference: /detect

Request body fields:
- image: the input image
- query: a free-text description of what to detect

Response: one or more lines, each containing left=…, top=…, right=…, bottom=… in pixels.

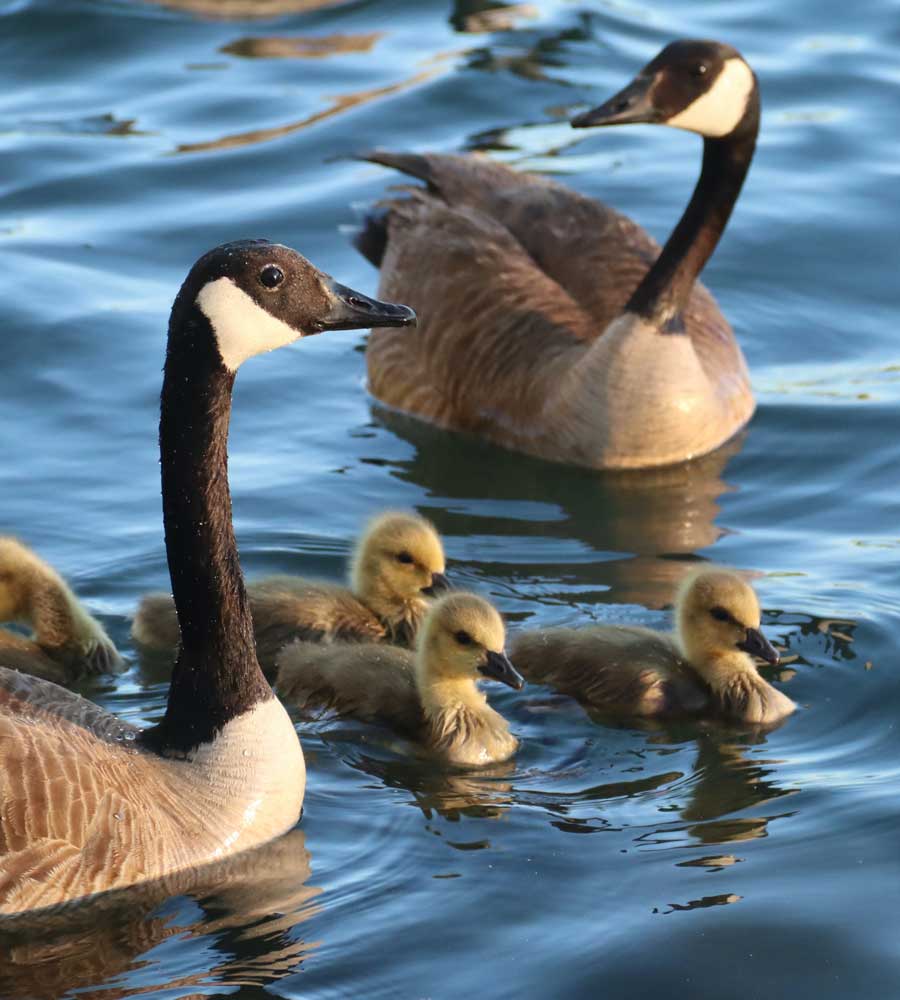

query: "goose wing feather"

left=366, top=191, right=595, bottom=427
left=275, top=641, right=423, bottom=735
left=362, top=151, right=727, bottom=340
left=509, top=625, right=709, bottom=717
left=361, top=152, right=738, bottom=385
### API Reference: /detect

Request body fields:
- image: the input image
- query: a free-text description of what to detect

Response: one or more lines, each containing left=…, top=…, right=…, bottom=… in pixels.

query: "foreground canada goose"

left=276, top=592, right=524, bottom=766
left=0, top=240, right=415, bottom=914
left=356, top=39, right=760, bottom=469
left=509, top=567, right=796, bottom=725
left=0, top=537, right=122, bottom=683
left=133, top=510, right=448, bottom=671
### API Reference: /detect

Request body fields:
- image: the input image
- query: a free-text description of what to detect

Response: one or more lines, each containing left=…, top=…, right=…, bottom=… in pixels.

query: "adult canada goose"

left=509, top=567, right=796, bottom=725
left=0, top=240, right=415, bottom=914
left=355, top=39, right=759, bottom=469
left=133, top=510, right=448, bottom=672
left=0, top=537, right=122, bottom=683
left=276, top=592, right=524, bottom=766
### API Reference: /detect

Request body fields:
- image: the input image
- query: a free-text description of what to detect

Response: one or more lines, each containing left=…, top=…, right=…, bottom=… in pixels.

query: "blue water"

left=2, top=0, right=899, bottom=996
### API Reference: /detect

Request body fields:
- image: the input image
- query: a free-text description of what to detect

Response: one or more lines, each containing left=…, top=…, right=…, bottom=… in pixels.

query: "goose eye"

left=259, top=264, right=284, bottom=289
left=691, top=62, right=708, bottom=78
left=709, top=606, right=733, bottom=623
left=454, top=630, right=472, bottom=646
left=396, top=551, right=414, bottom=565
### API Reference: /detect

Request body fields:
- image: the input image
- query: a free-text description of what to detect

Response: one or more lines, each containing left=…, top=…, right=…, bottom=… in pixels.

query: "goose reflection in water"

left=370, top=405, right=744, bottom=610
left=0, top=830, right=320, bottom=999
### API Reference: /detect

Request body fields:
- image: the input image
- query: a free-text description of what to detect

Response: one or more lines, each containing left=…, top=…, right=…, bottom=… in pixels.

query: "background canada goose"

left=0, top=240, right=415, bottom=914
left=132, top=510, right=448, bottom=672
left=510, top=567, right=796, bottom=725
left=355, top=39, right=760, bottom=469
left=0, top=537, right=122, bottom=683
left=276, top=592, right=524, bottom=766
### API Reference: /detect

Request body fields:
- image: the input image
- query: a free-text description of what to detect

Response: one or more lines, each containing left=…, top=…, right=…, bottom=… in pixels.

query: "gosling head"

left=351, top=511, right=449, bottom=611
left=572, top=39, right=758, bottom=141
left=417, top=593, right=524, bottom=692
left=676, top=567, right=779, bottom=678
left=175, top=239, right=416, bottom=372
left=0, top=537, right=35, bottom=622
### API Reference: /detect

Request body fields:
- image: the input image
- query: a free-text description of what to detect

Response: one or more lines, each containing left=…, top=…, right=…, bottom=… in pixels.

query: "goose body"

left=356, top=40, right=760, bottom=469
left=0, top=537, right=122, bottom=683
left=510, top=567, right=796, bottom=725
left=276, top=592, right=524, bottom=766
left=0, top=241, right=415, bottom=914
left=133, top=510, right=448, bottom=671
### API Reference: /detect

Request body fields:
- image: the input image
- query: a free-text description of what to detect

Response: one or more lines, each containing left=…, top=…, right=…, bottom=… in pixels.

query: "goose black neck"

left=142, top=302, right=270, bottom=755
left=626, top=115, right=758, bottom=330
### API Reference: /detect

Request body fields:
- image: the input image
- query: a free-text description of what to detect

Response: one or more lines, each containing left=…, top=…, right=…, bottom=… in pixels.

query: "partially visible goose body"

left=0, top=240, right=415, bottom=915
left=0, top=537, right=122, bottom=683
left=133, top=510, right=448, bottom=672
left=276, top=592, right=524, bottom=766
left=510, top=568, right=796, bottom=725
left=357, top=40, right=760, bottom=469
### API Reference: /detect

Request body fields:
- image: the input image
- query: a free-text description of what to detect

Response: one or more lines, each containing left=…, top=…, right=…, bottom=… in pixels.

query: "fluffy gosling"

left=510, top=567, right=796, bottom=725
left=132, top=510, right=448, bottom=673
left=0, top=537, right=122, bottom=683
left=275, top=592, right=524, bottom=766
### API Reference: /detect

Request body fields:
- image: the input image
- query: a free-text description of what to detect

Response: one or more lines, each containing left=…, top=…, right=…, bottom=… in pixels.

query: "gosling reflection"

left=371, top=405, right=743, bottom=609
left=674, top=731, right=795, bottom=844
left=0, top=830, right=320, bottom=999
left=354, top=751, right=516, bottom=819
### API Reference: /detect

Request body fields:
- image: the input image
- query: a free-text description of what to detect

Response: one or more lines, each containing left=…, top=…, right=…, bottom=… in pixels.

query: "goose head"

left=417, top=593, right=523, bottom=693
left=676, top=567, right=779, bottom=673
left=176, top=239, right=416, bottom=372
left=572, top=39, right=758, bottom=140
left=351, top=511, right=449, bottom=613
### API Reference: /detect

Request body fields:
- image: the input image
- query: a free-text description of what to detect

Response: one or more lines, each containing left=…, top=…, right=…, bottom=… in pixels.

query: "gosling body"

left=356, top=41, right=760, bottom=469
left=133, top=510, right=447, bottom=672
left=0, top=537, right=122, bottom=683
left=510, top=567, right=796, bottom=725
left=276, top=592, right=523, bottom=766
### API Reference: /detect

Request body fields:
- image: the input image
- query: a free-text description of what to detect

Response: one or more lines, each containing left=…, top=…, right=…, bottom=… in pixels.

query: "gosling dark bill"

left=480, top=649, right=524, bottom=690
left=737, top=627, right=780, bottom=666
left=422, top=571, right=451, bottom=597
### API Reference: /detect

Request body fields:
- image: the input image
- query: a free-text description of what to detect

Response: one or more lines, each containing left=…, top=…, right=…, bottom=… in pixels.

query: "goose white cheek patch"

left=666, top=58, right=755, bottom=138
left=197, top=277, right=304, bottom=371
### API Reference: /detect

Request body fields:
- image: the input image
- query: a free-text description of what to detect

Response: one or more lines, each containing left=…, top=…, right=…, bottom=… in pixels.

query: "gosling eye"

left=259, top=264, right=285, bottom=289
left=691, top=62, right=708, bottom=78
left=454, top=630, right=472, bottom=646
left=709, top=606, right=735, bottom=624
left=396, top=551, right=414, bottom=565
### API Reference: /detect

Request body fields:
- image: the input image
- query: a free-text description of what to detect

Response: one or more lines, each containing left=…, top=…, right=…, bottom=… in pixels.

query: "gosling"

left=510, top=567, right=796, bottom=725
left=0, top=536, right=122, bottom=682
left=275, top=592, right=524, bottom=766
left=133, top=510, right=448, bottom=673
